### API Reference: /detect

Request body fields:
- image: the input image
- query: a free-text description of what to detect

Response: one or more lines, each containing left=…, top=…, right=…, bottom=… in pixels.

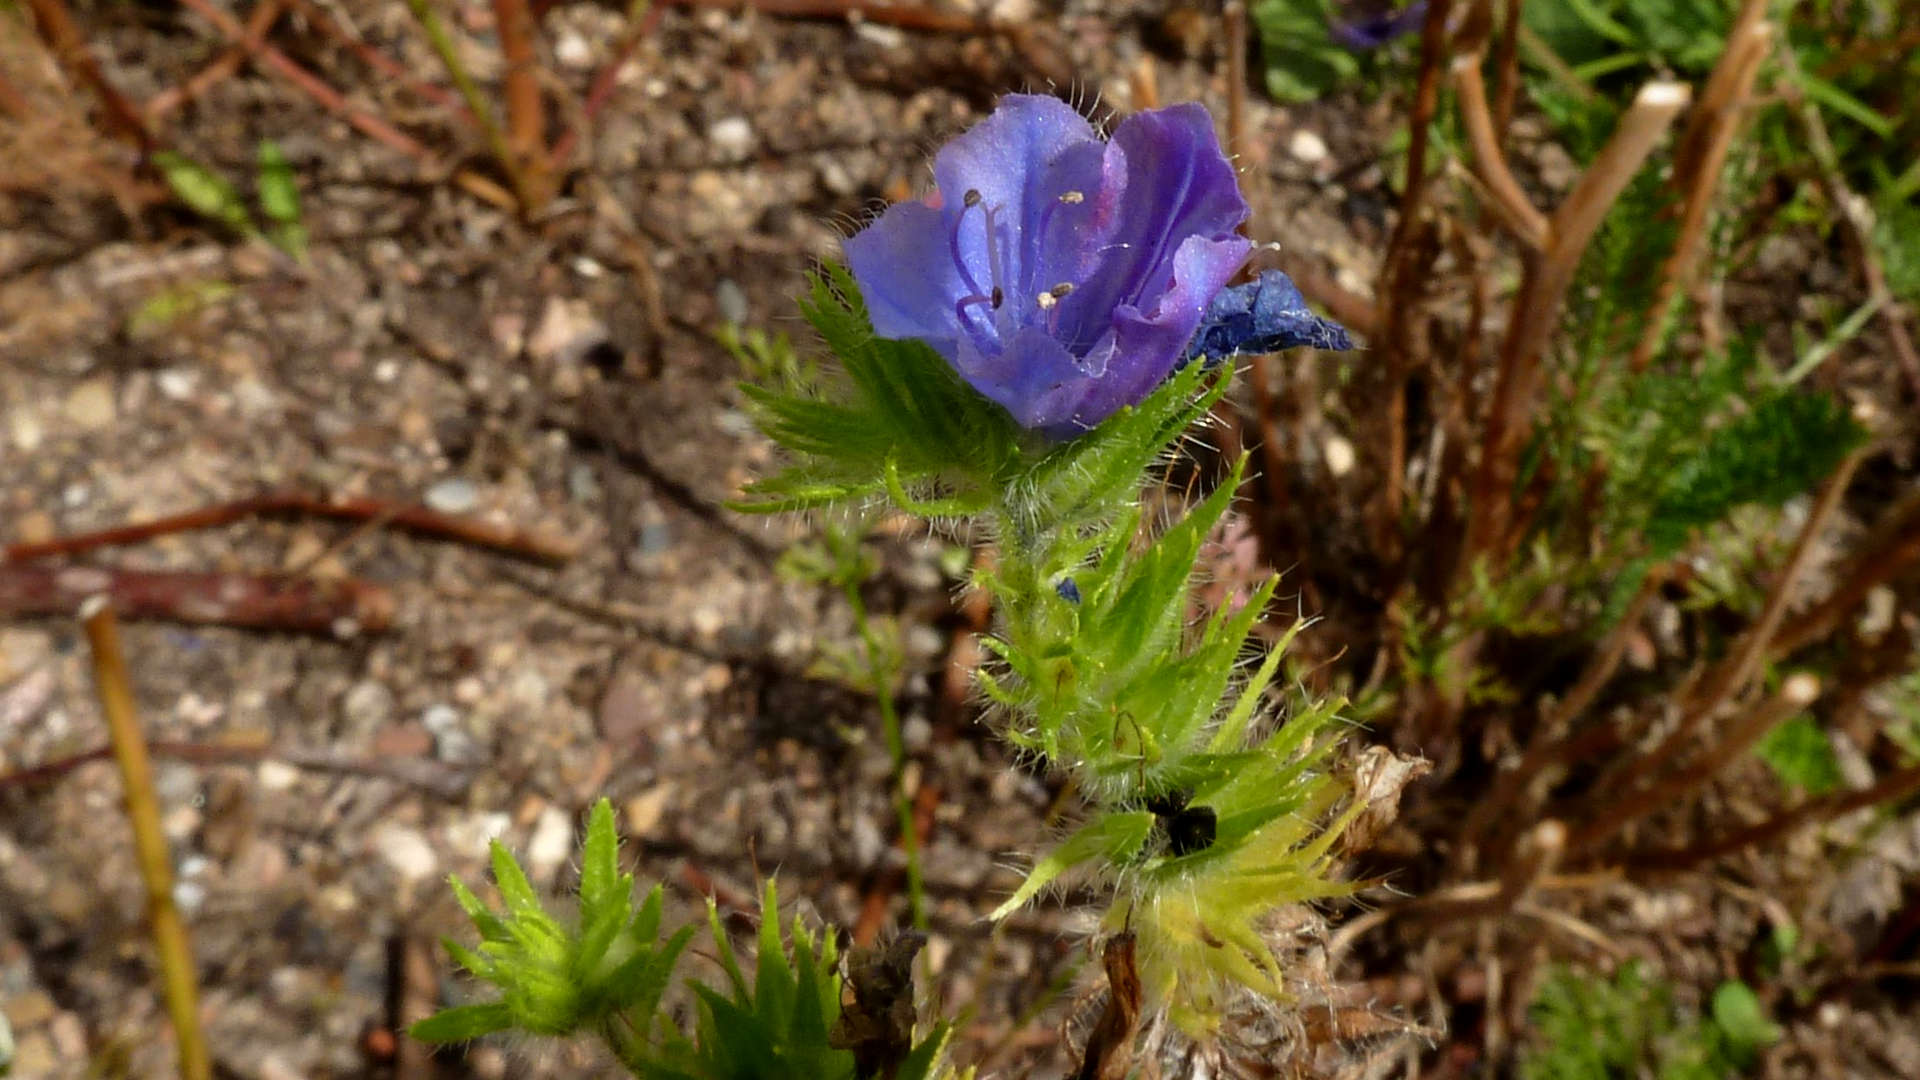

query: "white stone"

left=425, top=478, right=479, bottom=515
left=708, top=116, right=755, bottom=161
left=525, top=805, right=574, bottom=882
left=1323, top=434, right=1356, bottom=478
left=371, top=823, right=439, bottom=883
left=1288, top=129, right=1330, bottom=165
left=63, top=378, right=116, bottom=431
left=256, top=760, right=301, bottom=792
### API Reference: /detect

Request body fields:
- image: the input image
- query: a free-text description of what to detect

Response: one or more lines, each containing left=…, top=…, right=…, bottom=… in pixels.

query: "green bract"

left=739, top=267, right=1363, bottom=1035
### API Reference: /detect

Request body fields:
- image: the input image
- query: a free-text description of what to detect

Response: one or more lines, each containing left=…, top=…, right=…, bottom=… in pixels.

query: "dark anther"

left=964, top=189, right=983, bottom=207
left=991, top=286, right=1003, bottom=309
left=1141, top=788, right=1217, bottom=857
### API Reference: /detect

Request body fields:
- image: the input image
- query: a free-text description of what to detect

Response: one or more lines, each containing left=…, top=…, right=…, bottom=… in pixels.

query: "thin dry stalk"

left=21, top=0, right=156, bottom=151
left=1771, top=492, right=1920, bottom=657
left=1626, top=759, right=1920, bottom=872
left=1628, top=8, right=1773, bottom=372
left=146, top=0, right=288, bottom=120
left=1782, top=55, right=1920, bottom=402
left=1452, top=55, right=1549, bottom=248
left=1457, top=565, right=1668, bottom=870
left=491, top=0, right=552, bottom=207
left=1569, top=673, right=1822, bottom=858
left=1374, top=0, right=1454, bottom=550
left=173, top=0, right=517, bottom=210
left=83, top=602, right=212, bottom=1080
left=4, top=491, right=579, bottom=564
left=1603, top=448, right=1861, bottom=800
left=1469, top=80, right=1690, bottom=563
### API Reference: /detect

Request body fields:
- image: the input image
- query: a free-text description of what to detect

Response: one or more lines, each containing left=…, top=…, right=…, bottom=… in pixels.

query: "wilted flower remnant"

left=1329, top=0, right=1428, bottom=51
left=845, top=94, right=1259, bottom=437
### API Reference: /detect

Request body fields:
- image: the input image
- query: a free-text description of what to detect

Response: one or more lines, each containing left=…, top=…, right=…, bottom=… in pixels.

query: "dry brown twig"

left=1597, top=447, right=1863, bottom=803
left=1628, top=0, right=1773, bottom=372
left=1468, top=79, right=1691, bottom=564
left=0, top=565, right=396, bottom=635
left=20, top=0, right=157, bottom=152
left=1072, top=933, right=1142, bottom=1080
left=82, top=601, right=213, bottom=1080
left=4, top=491, right=579, bottom=565
left=170, top=0, right=517, bottom=210
left=145, top=0, right=289, bottom=121
left=1569, top=672, right=1823, bottom=858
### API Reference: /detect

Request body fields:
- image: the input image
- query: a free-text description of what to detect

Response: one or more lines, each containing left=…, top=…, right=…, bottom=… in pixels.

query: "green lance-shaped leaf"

left=155, top=152, right=258, bottom=237
left=991, top=811, right=1156, bottom=920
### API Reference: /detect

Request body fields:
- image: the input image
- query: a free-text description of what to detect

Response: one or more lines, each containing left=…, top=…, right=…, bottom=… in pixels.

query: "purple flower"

left=844, top=94, right=1253, bottom=438
left=1329, top=1, right=1427, bottom=51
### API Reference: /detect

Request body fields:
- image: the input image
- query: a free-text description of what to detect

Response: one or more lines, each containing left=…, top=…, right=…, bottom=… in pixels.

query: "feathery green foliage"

left=413, top=799, right=695, bottom=1046
left=416, top=801, right=958, bottom=1079
left=1521, top=963, right=1779, bottom=1080
left=1756, top=713, right=1843, bottom=794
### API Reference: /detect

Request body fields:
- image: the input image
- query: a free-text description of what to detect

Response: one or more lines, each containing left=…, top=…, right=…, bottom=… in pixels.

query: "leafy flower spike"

left=845, top=94, right=1253, bottom=437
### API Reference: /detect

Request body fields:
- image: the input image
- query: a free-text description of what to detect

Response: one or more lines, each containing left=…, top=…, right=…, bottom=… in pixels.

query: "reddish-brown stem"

left=5, top=491, right=578, bottom=564
left=1458, top=565, right=1668, bottom=870
left=1453, top=56, right=1550, bottom=248
left=491, top=0, right=551, bottom=207
left=0, top=734, right=472, bottom=799
left=1569, top=674, right=1822, bottom=858
left=146, top=0, right=288, bottom=120
left=1491, top=0, right=1522, bottom=131
left=172, top=0, right=517, bottom=210
left=1629, top=6, right=1771, bottom=372
left=21, top=0, right=157, bottom=152
left=282, top=0, right=472, bottom=119
left=1, top=566, right=395, bottom=634
left=1467, top=80, right=1690, bottom=565
left=551, top=2, right=667, bottom=168
left=1771, top=493, right=1920, bottom=657
left=1625, top=760, right=1920, bottom=873
left=1373, top=0, right=1453, bottom=555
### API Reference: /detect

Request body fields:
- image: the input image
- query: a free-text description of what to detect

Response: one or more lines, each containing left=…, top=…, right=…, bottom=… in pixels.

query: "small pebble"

left=524, top=805, right=574, bottom=883
left=425, top=478, right=479, bottom=515
left=708, top=116, right=755, bottom=161
left=1288, top=128, right=1330, bottom=165
left=63, top=378, right=116, bottom=431
left=371, top=823, right=439, bottom=883
left=715, top=279, right=750, bottom=325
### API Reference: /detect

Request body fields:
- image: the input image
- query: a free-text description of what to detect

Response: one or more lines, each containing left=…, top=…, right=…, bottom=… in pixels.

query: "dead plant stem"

left=83, top=602, right=212, bottom=1080
left=1628, top=7, right=1772, bottom=372
left=21, top=0, right=157, bottom=151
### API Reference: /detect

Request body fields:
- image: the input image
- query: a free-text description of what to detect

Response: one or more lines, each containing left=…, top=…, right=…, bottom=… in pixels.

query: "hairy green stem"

left=841, top=578, right=926, bottom=930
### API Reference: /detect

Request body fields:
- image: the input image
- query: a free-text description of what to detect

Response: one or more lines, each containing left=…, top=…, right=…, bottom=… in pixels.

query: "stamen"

left=947, top=196, right=986, bottom=299
left=1049, top=282, right=1075, bottom=298
left=981, top=205, right=1007, bottom=312
left=1036, top=292, right=1056, bottom=311
left=991, top=286, right=1003, bottom=309
left=1025, top=190, right=1086, bottom=296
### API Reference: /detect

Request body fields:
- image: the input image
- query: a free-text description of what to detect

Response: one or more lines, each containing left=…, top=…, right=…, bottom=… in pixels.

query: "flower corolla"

left=845, top=94, right=1254, bottom=437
